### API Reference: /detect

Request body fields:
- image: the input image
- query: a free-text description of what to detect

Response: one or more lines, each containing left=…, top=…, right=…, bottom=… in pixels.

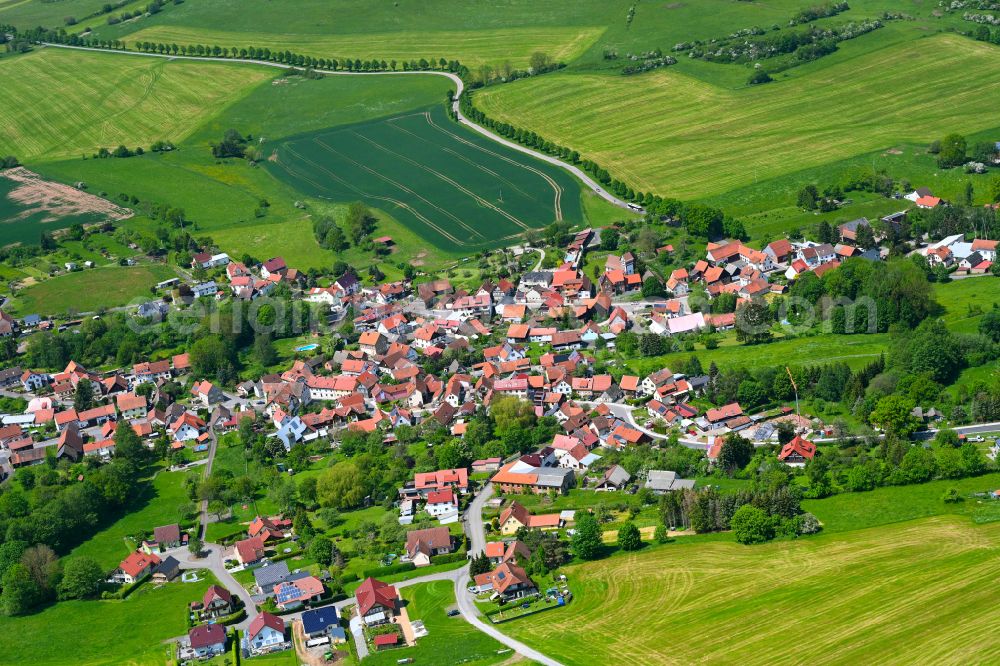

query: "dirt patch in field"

left=1, top=167, right=132, bottom=224
left=885, top=148, right=904, bottom=155
left=663, top=2, right=686, bottom=8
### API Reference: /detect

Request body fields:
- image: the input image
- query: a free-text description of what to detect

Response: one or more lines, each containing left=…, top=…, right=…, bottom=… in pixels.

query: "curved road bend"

left=41, top=43, right=639, bottom=212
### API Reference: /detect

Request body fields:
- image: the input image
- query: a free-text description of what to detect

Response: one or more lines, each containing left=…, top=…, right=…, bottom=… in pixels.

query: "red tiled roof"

left=355, top=577, right=399, bottom=616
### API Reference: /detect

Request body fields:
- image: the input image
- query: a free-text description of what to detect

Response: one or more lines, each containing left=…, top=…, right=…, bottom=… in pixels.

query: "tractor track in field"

left=347, top=129, right=532, bottom=231
left=312, top=135, right=485, bottom=240
left=421, top=110, right=564, bottom=221
left=40, top=43, right=641, bottom=213
left=278, top=143, right=468, bottom=247
left=385, top=115, right=537, bottom=203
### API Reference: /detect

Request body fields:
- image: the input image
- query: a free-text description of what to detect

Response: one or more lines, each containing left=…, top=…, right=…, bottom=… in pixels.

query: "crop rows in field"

left=266, top=105, right=580, bottom=252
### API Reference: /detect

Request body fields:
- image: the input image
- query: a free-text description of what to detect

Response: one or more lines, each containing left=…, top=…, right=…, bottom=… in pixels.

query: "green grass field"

left=474, top=34, right=1000, bottom=199
left=932, top=277, right=1000, bottom=335
left=10, top=263, right=178, bottom=315
left=120, top=24, right=605, bottom=70
left=804, top=472, right=1000, bottom=533
left=0, top=572, right=218, bottom=665
left=628, top=333, right=890, bottom=376
left=90, top=0, right=934, bottom=73
left=505, top=515, right=1000, bottom=665
left=365, top=580, right=508, bottom=666
left=66, top=469, right=194, bottom=570
left=0, top=48, right=271, bottom=162
left=0, top=0, right=119, bottom=30
left=264, top=104, right=582, bottom=252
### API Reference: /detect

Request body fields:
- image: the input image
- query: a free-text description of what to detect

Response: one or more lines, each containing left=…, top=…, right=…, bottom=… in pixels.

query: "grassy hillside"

left=0, top=48, right=270, bottom=162
left=10, top=263, right=179, bottom=315
left=506, top=516, right=1000, bottom=665
left=86, top=0, right=944, bottom=72
left=0, top=570, right=218, bottom=665
left=119, top=24, right=605, bottom=69
left=474, top=34, right=1000, bottom=199
left=187, top=72, right=451, bottom=144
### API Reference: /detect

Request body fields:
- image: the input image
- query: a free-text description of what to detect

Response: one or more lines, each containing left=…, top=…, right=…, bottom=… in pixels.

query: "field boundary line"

left=40, top=43, right=639, bottom=212
left=281, top=143, right=468, bottom=247
left=386, top=115, right=536, bottom=204
left=422, top=110, right=563, bottom=221
left=311, top=135, right=484, bottom=240
left=348, top=129, right=532, bottom=232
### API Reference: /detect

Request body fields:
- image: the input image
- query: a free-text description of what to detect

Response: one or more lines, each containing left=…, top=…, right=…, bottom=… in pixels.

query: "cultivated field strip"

left=0, top=48, right=270, bottom=161
left=120, top=24, right=606, bottom=68
left=264, top=105, right=580, bottom=252
left=505, top=517, right=1000, bottom=665
left=475, top=34, right=1000, bottom=199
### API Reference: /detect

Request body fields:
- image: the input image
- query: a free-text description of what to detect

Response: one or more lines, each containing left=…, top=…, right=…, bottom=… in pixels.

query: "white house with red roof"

left=235, top=535, right=266, bottom=567
left=114, top=550, right=160, bottom=584
left=170, top=412, right=206, bottom=441
left=187, top=624, right=227, bottom=658
left=261, top=257, right=287, bottom=278
left=354, top=577, right=399, bottom=626
left=424, top=488, right=458, bottom=519
left=247, top=612, right=287, bottom=654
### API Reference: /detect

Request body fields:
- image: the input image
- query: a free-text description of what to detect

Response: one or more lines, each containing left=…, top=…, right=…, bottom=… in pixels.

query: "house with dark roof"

left=404, top=526, right=454, bottom=567
left=644, top=470, right=696, bottom=494
left=253, top=561, right=296, bottom=595
left=595, top=464, right=632, bottom=491
left=153, top=524, right=182, bottom=549
left=301, top=606, right=347, bottom=643
left=152, top=555, right=180, bottom=583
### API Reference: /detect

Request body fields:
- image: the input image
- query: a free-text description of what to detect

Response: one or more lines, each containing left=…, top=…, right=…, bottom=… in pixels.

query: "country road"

left=41, top=42, right=640, bottom=212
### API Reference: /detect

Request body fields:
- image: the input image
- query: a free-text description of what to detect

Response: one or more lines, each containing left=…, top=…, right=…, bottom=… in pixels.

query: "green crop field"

left=505, top=516, right=1000, bottom=665
left=264, top=104, right=582, bottom=252
left=474, top=35, right=1000, bottom=200
left=0, top=48, right=270, bottom=162
left=0, top=570, right=218, bottom=665
left=11, top=263, right=179, bottom=315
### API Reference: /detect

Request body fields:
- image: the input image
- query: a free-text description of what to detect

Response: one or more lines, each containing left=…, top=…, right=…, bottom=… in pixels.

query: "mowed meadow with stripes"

left=265, top=104, right=581, bottom=252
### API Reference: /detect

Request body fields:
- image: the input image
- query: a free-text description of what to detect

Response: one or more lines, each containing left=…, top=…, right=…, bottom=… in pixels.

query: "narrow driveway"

left=40, top=43, right=639, bottom=212
left=171, top=542, right=257, bottom=632
left=464, top=482, right=494, bottom=556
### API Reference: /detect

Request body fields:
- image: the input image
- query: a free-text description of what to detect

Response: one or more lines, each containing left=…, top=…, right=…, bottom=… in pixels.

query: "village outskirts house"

left=187, top=624, right=227, bottom=659
left=301, top=606, right=348, bottom=644
left=246, top=612, right=288, bottom=655
left=404, top=526, right=454, bottom=567
left=354, top=577, right=400, bottom=626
